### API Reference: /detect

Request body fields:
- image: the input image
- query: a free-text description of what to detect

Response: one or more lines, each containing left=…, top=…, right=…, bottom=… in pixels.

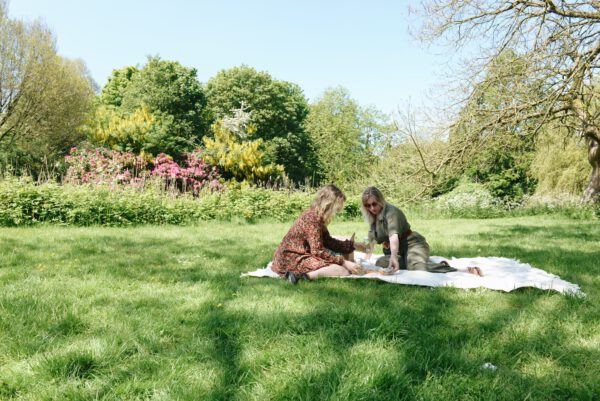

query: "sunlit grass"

left=0, top=216, right=598, bottom=400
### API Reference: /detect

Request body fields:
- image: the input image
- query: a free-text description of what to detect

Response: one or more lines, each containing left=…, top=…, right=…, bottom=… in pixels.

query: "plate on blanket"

left=242, top=252, right=584, bottom=295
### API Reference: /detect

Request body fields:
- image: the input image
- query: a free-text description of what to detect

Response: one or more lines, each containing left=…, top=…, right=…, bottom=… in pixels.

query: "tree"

left=1, top=2, right=56, bottom=144
left=416, top=0, right=600, bottom=202
left=13, top=57, right=95, bottom=172
left=531, top=123, right=590, bottom=196
left=449, top=51, right=539, bottom=200
left=96, top=56, right=207, bottom=158
left=204, top=65, right=317, bottom=182
left=0, top=2, right=95, bottom=176
left=304, top=87, right=391, bottom=187
left=99, top=66, right=138, bottom=108
left=364, top=141, right=448, bottom=202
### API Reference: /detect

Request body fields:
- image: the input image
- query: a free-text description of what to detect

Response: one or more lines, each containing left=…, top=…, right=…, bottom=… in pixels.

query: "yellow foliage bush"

left=84, top=105, right=157, bottom=154
left=203, top=122, right=284, bottom=182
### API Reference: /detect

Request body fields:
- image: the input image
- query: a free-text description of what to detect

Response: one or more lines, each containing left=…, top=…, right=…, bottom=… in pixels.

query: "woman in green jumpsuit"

left=356, top=187, right=482, bottom=276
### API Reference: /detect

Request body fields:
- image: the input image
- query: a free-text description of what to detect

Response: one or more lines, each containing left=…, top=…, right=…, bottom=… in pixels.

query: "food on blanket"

left=379, top=267, right=394, bottom=275
left=357, top=261, right=392, bottom=276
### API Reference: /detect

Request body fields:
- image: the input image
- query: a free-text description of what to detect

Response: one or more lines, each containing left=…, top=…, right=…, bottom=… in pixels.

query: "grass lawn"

left=1, top=216, right=599, bottom=401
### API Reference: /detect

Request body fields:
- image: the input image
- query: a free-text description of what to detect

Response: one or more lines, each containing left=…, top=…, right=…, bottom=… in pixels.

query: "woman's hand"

left=343, top=260, right=363, bottom=275
left=388, top=255, right=400, bottom=272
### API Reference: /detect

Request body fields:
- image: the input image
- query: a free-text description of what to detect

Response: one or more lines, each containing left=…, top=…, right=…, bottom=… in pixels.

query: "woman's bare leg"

left=307, top=264, right=349, bottom=280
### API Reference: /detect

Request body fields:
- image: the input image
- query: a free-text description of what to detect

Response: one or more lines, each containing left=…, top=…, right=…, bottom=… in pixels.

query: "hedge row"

left=0, top=179, right=363, bottom=226
left=1, top=179, right=596, bottom=227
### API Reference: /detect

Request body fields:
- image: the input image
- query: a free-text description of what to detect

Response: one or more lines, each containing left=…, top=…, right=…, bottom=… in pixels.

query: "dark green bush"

left=0, top=179, right=363, bottom=226
left=0, top=178, right=595, bottom=226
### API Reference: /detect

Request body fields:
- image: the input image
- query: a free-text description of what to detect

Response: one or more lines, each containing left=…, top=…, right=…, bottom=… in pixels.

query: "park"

left=1, top=1, right=599, bottom=400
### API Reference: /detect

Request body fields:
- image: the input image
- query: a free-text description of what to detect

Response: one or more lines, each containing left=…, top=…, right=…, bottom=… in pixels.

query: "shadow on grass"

left=2, top=223, right=599, bottom=400
left=237, top=282, right=598, bottom=400
left=214, top=222, right=598, bottom=400
left=56, top=228, right=600, bottom=401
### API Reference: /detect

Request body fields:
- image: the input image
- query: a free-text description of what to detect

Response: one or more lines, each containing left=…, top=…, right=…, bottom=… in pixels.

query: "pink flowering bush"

left=64, top=147, right=222, bottom=194
left=152, top=150, right=223, bottom=193
left=64, top=147, right=149, bottom=186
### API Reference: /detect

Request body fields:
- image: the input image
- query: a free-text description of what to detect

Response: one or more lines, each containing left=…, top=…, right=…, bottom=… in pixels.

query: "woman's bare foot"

left=466, top=266, right=483, bottom=276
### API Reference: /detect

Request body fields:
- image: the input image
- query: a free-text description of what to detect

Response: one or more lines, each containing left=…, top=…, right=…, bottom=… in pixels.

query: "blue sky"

left=9, top=0, right=447, bottom=115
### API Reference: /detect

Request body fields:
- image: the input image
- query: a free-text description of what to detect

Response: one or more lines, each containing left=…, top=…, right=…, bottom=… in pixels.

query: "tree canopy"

left=0, top=2, right=95, bottom=175
left=416, top=0, right=600, bottom=201
left=205, top=65, right=317, bottom=182
left=94, top=56, right=207, bottom=158
left=305, top=87, right=392, bottom=187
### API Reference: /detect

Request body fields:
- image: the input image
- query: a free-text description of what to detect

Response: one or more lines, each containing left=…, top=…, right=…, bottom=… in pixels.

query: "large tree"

left=416, top=0, right=600, bottom=202
left=205, top=65, right=317, bottom=182
left=1, top=2, right=55, bottom=144
left=305, top=87, right=391, bottom=187
left=95, top=56, right=207, bottom=158
left=449, top=51, right=540, bottom=200
left=0, top=1, right=95, bottom=176
left=99, top=65, right=138, bottom=108
left=15, top=57, right=95, bottom=164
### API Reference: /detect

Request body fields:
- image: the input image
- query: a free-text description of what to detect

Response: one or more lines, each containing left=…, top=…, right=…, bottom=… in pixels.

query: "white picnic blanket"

left=242, top=252, right=584, bottom=295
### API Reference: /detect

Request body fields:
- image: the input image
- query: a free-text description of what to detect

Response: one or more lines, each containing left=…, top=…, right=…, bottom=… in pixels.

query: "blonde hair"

left=312, top=184, right=346, bottom=225
left=361, top=186, right=386, bottom=224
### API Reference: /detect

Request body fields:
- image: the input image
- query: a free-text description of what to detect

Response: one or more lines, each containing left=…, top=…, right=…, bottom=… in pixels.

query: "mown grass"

left=0, top=216, right=599, bottom=400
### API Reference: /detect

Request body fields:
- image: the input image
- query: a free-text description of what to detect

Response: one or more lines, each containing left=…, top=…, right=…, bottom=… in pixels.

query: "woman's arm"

left=305, top=219, right=346, bottom=266
left=388, top=233, right=400, bottom=271
left=322, top=227, right=355, bottom=254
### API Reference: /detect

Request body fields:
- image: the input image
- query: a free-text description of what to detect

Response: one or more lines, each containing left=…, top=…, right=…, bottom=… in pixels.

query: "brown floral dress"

left=272, top=207, right=355, bottom=276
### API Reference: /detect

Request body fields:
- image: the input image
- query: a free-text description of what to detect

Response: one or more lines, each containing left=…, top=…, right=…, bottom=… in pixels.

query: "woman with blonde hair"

left=272, top=184, right=363, bottom=284
left=356, top=186, right=482, bottom=276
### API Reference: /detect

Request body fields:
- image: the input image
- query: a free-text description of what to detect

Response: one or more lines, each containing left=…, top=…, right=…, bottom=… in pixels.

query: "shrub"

left=152, top=151, right=223, bottom=193
left=519, top=193, right=599, bottom=219
left=1, top=177, right=594, bottom=226
left=0, top=178, right=358, bottom=226
left=431, top=183, right=504, bottom=218
left=202, top=121, right=284, bottom=183
left=64, top=147, right=223, bottom=195
left=64, top=147, right=149, bottom=186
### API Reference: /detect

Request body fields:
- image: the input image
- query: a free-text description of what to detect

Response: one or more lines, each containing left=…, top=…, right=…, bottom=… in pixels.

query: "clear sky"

left=8, top=0, right=447, bottom=115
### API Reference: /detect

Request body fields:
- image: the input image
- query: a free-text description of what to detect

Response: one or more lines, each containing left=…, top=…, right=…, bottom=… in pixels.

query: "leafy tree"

left=14, top=57, right=95, bottom=174
left=1, top=2, right=53, bottom=145
left=463, top=144, right=535, bottom=200
left=204, top=65, right=317, bottom=182
left=416, top=0, right=600, bottom=202
left=363, top=141, right=446, bottom=202
left=449, top=51, right=539, bottom=200
left=531, top=124, right=589, bottom=196
left=0, top=2, right=95, bottom=176
left=99, top=66, right=138, bottom=108
left=96, top=56, right=207, bottom=158
left=304, top=87, right=391, bottom=187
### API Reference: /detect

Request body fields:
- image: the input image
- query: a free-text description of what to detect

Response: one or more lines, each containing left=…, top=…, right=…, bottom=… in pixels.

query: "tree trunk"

left=582, top=134, right=600, bottom=203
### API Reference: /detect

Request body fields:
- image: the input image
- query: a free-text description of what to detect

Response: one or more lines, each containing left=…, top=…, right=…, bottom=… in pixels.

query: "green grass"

left=0, top=216, right=599, bottom=400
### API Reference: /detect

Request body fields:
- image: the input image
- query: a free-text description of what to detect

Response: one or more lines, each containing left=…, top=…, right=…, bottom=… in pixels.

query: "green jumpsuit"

left=369, top=203, right=456, bottom=273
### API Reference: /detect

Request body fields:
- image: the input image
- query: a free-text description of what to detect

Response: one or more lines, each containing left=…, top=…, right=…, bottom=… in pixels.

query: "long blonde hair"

left=361, top=186, right=386, bottom=225
left=312, top=184, right=346, bottom=225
